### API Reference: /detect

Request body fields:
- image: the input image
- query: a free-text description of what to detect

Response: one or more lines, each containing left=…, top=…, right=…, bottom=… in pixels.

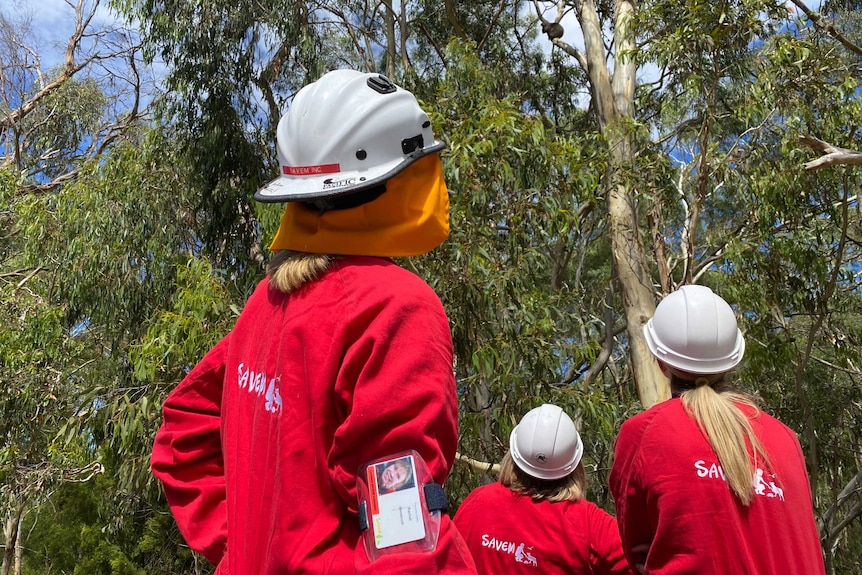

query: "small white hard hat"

left=255, top=69, right=444, bottom=203
left=643, top=285, right=745, bottom=375
left=509, top=404, right=583, bottom=480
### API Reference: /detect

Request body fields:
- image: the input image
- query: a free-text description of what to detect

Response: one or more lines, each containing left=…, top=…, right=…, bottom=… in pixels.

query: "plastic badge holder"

left=356, top=450, right=442, bottom=562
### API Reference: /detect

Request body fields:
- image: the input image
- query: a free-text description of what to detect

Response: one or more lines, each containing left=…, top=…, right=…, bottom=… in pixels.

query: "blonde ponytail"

left=267, top=250, right=332, bottom=293
left=680, top=383, right=769, bottom=506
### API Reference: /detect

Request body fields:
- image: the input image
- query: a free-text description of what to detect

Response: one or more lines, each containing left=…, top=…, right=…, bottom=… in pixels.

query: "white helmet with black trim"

left=643, top=284, right=745, bottom=375
left=509, top=404, right=583, bottom=480
left=255, top=69, right=444, bottom=203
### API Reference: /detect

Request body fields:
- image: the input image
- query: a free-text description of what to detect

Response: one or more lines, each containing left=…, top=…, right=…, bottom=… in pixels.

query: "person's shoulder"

left=563, top=497, right=600, bottom=516
left=455, top=482, right=500, bottom=520
left=752, top=406, right=803, bottom=443
left=462, top=482, right=506, bottom=505
left=558, top=499, right=609, bottom=544
left=571, top=499, right=619, bottom=529
left=619, top=398, right=681, bottom=436
left=244, top=276, right=279, bottom=307
left=246, top=276, right=272, bottom=296
left=468, top=481, right=504, bottom=498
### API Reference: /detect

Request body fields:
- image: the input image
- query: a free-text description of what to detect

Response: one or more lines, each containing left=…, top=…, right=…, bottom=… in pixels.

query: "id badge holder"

left=356, top=450, right=444, bottom=562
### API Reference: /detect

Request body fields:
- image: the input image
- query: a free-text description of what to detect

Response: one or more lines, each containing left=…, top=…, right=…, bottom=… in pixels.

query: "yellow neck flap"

left=269, top=154, right=449, bottom=257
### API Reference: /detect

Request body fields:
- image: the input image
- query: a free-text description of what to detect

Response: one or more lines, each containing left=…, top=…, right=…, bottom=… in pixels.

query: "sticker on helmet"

left=282, top=163, right=341, bottom=176
left=323, top=176, right=367, bottom=189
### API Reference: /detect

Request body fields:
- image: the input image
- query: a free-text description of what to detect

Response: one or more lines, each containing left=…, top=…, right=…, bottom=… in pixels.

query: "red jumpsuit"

left=151, top=256, right=477, bottom=574
left=609, top=398, right=826, bottom=574
left=453, top=482, right=633, bottom=574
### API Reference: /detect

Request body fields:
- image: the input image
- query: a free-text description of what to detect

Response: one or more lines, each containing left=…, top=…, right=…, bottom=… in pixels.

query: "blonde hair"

left=678, top=377, right=770, bottom=506
left=266, top=250, right=332, bottom=293
left=498, top=452, right=586, bottom=503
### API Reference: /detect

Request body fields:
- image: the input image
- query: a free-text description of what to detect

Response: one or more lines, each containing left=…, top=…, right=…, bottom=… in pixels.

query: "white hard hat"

left=643, top=285, right=745, bottom=375
left=509, top=404, right=583, bottom=480
left=255, top=69, right=444, bottom=203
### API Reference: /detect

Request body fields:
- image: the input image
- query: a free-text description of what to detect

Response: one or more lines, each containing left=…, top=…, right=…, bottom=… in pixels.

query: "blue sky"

left=9, top=0, right=167, bottom=111
left=11, top=0, right=822, bottom=111
left=13, top=0, right=125, bottom=68
left=14, top=0, right=577, bottom=75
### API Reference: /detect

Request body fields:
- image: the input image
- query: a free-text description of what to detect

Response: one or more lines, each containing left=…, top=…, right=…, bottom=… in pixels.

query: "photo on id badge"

left=369, top=455, right=426, bottom=548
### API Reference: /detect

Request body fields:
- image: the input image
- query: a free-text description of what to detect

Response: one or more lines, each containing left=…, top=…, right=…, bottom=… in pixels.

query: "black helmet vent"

left=367, top=75, right=397, bottom=94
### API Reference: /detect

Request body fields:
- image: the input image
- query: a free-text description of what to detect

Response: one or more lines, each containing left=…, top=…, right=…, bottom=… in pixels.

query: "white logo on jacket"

left=694, top=460, right=785, bottom=501
left=237, top=363, right=282, bottom=415
left=481, top=534, right=539, bottom=567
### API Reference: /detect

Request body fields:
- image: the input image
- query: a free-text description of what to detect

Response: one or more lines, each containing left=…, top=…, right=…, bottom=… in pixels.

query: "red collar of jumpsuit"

left=609, top=398, right=826, bottom=575
left=151, top=255, right=477, bottom=574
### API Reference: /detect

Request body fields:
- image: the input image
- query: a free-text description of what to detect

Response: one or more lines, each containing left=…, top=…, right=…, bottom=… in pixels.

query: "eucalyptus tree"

left=532, top=0, right=862, bottom=567
left=743, top=7, right=862, bottom=570
left=114, top=0, right=608, bottom=466
left=627, top=1, right=862, bottom=569
left=532, top=0, right=670, bottom=408
left=0, top=1, right=222, bottom=573
left=96, top=0, right=862, bottom=567
left=413, top=42, right=625, bottom=501
left=0, top=1, right=155, bottom=572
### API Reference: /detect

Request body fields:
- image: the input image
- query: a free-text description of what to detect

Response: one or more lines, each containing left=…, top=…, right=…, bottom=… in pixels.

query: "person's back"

left=611, top=398, right=823, bottom=574
left=456, top=482, right=629, bottom=574
left=224, top=256, right=460, bottom=572
left=151, top=69, right=477, bottom=574
left=609, top=285, right=825, bottom=575
left=454, top=404, right=632, bottom=575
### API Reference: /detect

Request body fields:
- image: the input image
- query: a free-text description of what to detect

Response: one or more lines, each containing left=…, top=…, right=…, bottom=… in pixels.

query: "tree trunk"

left=1, top=500, right=25, bottom=575
left=574, top=0, right=669, bottom=407
left=399, top=0, right=409, bottom=71
left=382, top=0, right=397, bottom=79
left=12, top=533, right=20, bottom=575
left=608, top=170, right=668, bottom=408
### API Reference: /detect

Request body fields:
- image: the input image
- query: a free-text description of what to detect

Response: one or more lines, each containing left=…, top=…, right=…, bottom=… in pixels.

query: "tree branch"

left=454, top=451, right=500, bottom=474
left=0, top=0, right=98, bottom=131
left=800, top=134, right=862, bottom=171
left=788, top=0, right=862, bottom=58
left=580, top=282, right=617, bottom=387
left=532, top=0, right=589, bottom=71
left=477, top=0, right=509, bottom=54
left=819, top=466, right=862, bottom=543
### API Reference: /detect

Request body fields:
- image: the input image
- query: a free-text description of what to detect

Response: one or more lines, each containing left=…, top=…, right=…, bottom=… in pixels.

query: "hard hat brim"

left=254, top=142, right=444, bottom=203
left=643, top=320, right=745, bottom=374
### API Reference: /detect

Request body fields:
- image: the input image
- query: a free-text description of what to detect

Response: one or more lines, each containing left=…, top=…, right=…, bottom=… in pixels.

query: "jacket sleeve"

left=151, top=335, right=230, bottom=567
left=609, top=418, right=651, bottom=573
left=589, top=505, right=637, bottom=575
left=328, top=283, right=477, bottom=573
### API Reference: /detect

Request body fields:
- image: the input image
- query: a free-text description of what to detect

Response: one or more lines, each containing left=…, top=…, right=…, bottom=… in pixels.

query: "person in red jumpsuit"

left=453, top=404, right=633, bottom=574
left=150, top=69, right=477, bottom=574
left=609, top=285, right=826, bottom=574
